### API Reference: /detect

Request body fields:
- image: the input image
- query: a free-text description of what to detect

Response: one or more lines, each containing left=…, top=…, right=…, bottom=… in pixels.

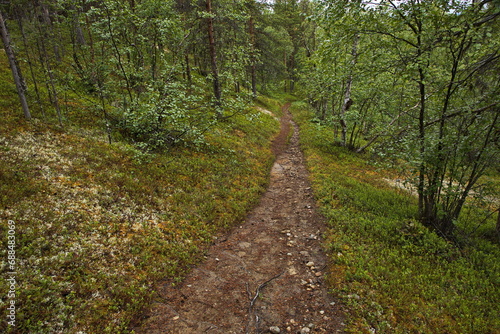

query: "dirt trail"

left=134, top=104, right=345, bottom=334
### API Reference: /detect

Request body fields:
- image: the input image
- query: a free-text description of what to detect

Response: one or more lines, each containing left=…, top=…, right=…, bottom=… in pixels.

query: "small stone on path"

left=269, top=326, right=281, bottom=333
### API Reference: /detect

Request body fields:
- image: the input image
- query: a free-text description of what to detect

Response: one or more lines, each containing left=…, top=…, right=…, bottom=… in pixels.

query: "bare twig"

left=204, top=324, right=219, bottom=332
left=245, top=271, right=284, bottom=334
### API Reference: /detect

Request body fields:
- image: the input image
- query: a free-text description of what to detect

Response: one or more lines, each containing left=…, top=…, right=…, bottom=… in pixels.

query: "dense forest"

left=1, top=0, right=499, bottom=333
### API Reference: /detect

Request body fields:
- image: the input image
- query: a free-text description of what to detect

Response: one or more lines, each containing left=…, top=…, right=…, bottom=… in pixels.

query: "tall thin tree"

left=0, top=10, right=31, bottom=120
left=206, top=0, right=222, bottom=110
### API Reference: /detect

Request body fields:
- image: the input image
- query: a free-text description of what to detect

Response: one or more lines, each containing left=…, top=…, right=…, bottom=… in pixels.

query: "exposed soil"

left=133, top=104, right=346, bottom=334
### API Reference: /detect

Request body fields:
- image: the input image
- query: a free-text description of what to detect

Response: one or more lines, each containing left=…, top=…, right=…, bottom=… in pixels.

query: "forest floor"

left=132, top=103, right=346, bottom=334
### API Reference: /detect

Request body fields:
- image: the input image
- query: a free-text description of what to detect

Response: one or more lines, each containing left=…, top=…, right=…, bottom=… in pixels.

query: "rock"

left=305, top=261, right=315, bottom=267
left=300, top=327, right=311, bottom=334
left=269, top=326, right=281, bottom=333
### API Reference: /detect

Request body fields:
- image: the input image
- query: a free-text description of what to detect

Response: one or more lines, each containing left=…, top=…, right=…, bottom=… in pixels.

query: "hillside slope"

left=291, top=102, right=500, bottom=334
left=0, top=51, right=283, bottom=332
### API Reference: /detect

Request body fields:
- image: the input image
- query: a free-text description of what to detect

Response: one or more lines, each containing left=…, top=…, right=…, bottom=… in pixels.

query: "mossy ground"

left=0, top=55, right=281, bottom=333
left=291, top=101, right=500, bottom=334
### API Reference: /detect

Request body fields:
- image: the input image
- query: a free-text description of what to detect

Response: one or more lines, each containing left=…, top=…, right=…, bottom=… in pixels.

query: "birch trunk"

left=340, top=35, right=359, bottom=146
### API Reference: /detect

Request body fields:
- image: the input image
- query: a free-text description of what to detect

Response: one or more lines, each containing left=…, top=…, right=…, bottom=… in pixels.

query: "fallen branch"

left=245, top=271, right=284, bottom=334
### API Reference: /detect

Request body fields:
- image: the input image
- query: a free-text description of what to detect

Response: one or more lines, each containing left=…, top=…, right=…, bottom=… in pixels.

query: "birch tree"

left=307, top=0, right=500, bottom=238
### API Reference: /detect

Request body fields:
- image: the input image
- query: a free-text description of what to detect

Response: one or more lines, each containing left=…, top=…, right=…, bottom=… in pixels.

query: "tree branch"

left=424, top=103, right=499, bottom=128
left=356, top=101, right=420, bottom=153
left=364, top=29, right=418, bottom=48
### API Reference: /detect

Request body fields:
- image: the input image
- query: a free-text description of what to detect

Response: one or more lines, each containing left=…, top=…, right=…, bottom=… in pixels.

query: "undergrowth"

left=0, top=54, right=281, bottom=332
left=291, top=101, right=500, bottom=334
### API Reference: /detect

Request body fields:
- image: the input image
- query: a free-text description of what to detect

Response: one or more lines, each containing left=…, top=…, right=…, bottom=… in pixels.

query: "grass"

left=291, top=101, right=500, bottom=334
left=0, top=55, right=282, bottom=333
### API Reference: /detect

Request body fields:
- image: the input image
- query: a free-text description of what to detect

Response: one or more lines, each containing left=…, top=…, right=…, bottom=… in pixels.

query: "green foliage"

left=292, top=102, right=500, bottom=333
left=2, top=0, right=293, bottom=149
left=302, top=0, right=500, bottom=238
left=113, top=81, right=214, bottom=151
left=2, top=0, right=498, bottom=331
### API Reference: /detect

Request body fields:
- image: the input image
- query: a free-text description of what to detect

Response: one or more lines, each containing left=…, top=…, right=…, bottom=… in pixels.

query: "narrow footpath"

left=134, top=104, right=345, bottom=334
